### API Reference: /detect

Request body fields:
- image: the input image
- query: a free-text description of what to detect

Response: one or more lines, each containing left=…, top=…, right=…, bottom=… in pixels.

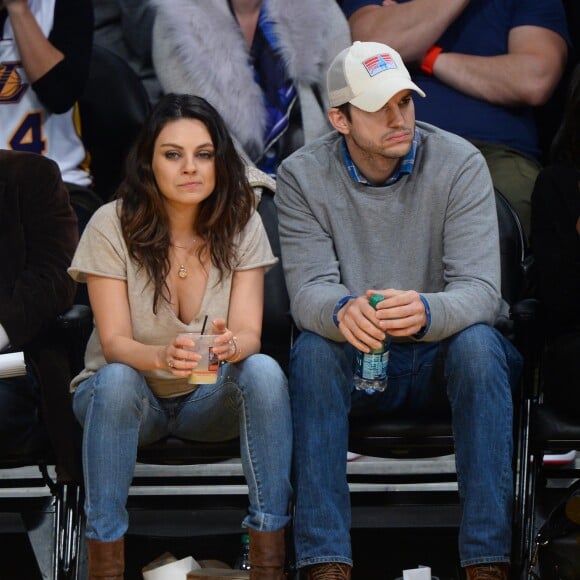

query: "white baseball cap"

left=327, top=41, right=426, bottom=112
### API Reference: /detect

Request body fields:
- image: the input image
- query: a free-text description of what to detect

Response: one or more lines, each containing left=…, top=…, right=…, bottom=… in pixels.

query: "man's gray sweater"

left=275, top=121, right=502, bottom=343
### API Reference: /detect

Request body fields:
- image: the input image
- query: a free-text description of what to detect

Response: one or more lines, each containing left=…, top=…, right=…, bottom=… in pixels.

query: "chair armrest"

left=56, top=304, right=92, bottom=330
left=510, top=298, right=543, bottom=399
left=510, top=297, right=540, bottom=323
left=55, top=304, right=93, bottom=378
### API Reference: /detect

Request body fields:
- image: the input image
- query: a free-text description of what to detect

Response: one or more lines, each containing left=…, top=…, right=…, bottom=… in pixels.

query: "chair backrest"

left=79, top=44, right=151, bottom=203
left=495, top=188, right=530, bottom=305
left=258, top=189, right=292, bottom=372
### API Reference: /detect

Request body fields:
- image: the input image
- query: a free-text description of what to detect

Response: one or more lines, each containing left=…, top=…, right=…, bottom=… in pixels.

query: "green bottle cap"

left=369, top=293, right=384, bottom=309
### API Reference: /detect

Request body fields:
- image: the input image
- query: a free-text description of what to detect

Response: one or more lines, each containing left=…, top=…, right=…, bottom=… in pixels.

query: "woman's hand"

left=160, top=335, right=200, bottom=377
left=211, top=318, right=239, bottom=361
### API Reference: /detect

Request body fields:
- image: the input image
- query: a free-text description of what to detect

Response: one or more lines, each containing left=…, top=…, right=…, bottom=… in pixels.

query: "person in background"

left=531, top=62, right=580, bottom=429
left=93, top=0, right=162, bottom=105
left=0, top=0, right=94, bottom=201
left=342, top=0, right=569, bottom=238
left=151, top=0, right=350, bottom=177
left=275, top=41, right=522, bottom=580
left=68, top=93, right=292, bottom=580
left=0, top=150, right=78, bottom=476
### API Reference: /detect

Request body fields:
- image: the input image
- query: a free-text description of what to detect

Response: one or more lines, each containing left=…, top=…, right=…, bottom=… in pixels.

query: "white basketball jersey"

left=0, top=0, right=91, bottom=186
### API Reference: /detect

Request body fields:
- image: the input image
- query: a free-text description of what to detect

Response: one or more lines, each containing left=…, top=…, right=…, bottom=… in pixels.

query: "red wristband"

left=420, top=45, right=443, bottom=76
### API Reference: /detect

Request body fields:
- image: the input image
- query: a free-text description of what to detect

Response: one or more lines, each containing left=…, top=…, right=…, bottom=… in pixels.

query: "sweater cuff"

left=332, top=295, right=357, bottom=327
left=413, top=295, right=431, bottom=339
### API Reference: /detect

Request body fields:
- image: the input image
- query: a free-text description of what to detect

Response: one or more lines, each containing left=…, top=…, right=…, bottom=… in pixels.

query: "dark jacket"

left=531, top=163, right=580, bottom=339
left=531, top=163, right=580, bottom=415
left=0, top=150, right=80, bottom=481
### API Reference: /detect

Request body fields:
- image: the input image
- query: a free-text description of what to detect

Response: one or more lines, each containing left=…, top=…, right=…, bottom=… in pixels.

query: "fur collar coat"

left=152, top=0, right=350, bottom=163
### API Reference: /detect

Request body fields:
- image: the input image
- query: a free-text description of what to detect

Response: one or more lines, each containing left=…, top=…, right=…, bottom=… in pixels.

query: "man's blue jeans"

left=73, top=354, right=292, bottom=542
left=290, top=324, right=522, bottom=569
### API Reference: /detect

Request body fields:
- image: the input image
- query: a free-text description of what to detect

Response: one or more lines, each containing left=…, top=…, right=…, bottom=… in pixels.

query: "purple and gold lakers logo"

left=0, top=62, right=28, bottom=103
left=362, top=54, right=398, bottom=77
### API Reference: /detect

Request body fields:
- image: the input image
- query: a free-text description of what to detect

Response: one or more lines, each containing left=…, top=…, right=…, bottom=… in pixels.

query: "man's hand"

left=337, top=289, right=428, bottom=349
left=367, top=289, right=427, bottom=337
left=337, top=295, right=386, bottom=353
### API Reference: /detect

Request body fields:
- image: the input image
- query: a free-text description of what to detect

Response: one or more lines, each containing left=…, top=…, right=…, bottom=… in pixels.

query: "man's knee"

left=447, top=324, right=505, bottom=362
left=289, top=332, right=351, bottom=400
left=292, top=331, right=340, bottom=359
left=445, top=324, right=522, bottom=392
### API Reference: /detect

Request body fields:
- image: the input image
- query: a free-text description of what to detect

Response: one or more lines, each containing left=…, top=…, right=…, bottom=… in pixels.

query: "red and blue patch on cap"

left=362, top=53, right=397, bottom=77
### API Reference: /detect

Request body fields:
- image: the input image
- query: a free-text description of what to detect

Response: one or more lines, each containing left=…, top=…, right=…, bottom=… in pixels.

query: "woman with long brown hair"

left=69, top=93, right=292, bottom=579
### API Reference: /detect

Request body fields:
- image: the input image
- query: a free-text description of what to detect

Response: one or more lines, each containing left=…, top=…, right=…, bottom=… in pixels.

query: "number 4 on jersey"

left=9, top=111, right=46, bottom=155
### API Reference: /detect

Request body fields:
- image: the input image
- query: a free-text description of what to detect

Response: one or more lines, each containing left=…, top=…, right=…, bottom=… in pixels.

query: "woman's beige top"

left=68, top=200, right=277, bottom=397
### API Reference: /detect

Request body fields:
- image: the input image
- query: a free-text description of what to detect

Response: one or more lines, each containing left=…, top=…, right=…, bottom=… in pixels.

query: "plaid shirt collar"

left=342, top=133, right=418, bottom=186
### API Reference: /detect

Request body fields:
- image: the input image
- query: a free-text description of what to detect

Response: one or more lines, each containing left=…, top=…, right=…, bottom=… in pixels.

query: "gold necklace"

left=171, top=240, right=197, bottom=280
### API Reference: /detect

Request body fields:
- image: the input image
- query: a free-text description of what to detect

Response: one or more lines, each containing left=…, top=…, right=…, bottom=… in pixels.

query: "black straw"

left=201, top=315, right=208, bottom=335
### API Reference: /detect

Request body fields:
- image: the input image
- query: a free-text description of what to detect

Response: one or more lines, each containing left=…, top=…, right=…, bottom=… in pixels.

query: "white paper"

left=0, top=351, right=26, bottom=378
left=142, top=556, right=200, bottom=580
left=403, top=566, right=431, bottom=580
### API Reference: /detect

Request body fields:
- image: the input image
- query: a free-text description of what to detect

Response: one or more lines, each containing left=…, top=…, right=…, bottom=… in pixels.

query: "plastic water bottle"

left=353, top=293, right=390, bottom=393
left=234, top=532, right=251, bottom=570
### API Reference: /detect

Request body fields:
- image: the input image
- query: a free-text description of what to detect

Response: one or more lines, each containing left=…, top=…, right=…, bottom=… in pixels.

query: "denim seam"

left=297, top=556, right=353, bottom=568
left=460, top=556, right=510, bottom=567
left=236, top=378, right=266, bottom=529
left=82, top=388, right=96, bottom=539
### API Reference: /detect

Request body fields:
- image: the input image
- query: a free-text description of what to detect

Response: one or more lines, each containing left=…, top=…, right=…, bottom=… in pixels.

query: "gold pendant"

left=178, top=265, right=188, bottom=279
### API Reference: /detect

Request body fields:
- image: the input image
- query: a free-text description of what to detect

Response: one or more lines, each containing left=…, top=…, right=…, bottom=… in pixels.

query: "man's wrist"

left=413, top=295, right=431, bottom=339
left=332, top=295, right=357, bottom=327
left=421, top=46, right=443, bottom=76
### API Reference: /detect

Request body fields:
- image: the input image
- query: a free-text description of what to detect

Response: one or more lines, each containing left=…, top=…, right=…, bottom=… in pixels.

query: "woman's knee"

left=236, top=354, right=288, bottom=405
left=74, top=363, right=146, bottom=420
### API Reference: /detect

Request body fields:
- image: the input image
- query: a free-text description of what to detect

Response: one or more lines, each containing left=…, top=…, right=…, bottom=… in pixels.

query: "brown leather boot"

left=465, top=563, right=509, bottom=580
left=248, top=528, right=286, bottom=579
left=87, top=537, right=124, bottom=579
left=303, top=563, right=352, bottom=579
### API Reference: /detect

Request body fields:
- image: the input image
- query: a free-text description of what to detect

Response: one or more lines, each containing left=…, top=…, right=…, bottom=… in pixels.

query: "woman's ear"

left=328, top=108, right=350, bottom=136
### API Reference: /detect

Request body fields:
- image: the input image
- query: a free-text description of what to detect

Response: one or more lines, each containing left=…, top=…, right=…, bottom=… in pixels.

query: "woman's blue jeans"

left=289, top=324, right=522, bottom=569
left=73, top=354, right=292, bottom=542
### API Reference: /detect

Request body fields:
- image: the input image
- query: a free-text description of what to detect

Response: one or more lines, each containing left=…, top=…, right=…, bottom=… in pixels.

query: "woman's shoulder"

left=240, top=208, right=265, bottom=235
left=84, top=199, right=123, bottom=234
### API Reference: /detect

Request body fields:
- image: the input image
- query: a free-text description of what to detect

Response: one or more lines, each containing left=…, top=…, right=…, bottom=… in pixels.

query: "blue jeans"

left=73, top=354, right=292, bottom=542
left=290, top=324, right=522, bottom=569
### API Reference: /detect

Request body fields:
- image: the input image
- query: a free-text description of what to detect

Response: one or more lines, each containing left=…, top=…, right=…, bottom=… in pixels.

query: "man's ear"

left=328, top=108, right=350, bottom=135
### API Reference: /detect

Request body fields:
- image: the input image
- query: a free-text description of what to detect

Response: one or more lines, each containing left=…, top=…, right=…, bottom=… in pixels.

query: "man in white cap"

left=275, top=41, right=522, bottom=579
